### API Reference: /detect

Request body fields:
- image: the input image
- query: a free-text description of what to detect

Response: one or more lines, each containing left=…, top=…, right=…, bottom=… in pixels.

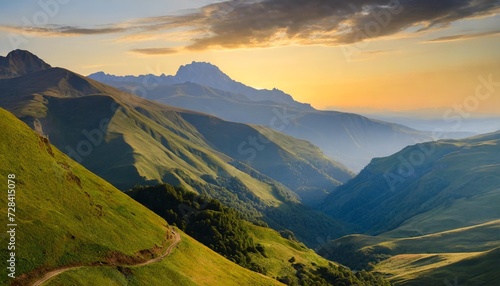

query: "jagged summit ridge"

left=88, top=61, right=313, bottom=110
left=175, top=61, right=233, bottom=85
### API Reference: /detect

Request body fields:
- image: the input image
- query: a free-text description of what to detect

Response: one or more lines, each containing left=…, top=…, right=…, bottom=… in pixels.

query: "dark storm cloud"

left=182, top=0, right=500, bottom=49
left=2, top=0, right=499, bottom=49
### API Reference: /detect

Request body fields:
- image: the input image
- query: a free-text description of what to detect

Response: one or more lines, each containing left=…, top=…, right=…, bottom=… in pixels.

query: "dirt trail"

left=31, top=229, right=181, bottom=286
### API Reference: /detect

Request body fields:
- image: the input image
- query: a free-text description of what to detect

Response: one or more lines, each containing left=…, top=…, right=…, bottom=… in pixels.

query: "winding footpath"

left=31, top=229, right=181, bottom=286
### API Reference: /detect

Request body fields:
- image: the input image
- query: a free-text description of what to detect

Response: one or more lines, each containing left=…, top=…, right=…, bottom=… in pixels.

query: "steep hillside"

left=127, top=184, right=390, bottom=286
left=0, top=107, right=168, bottom=285
left=0, top=107, right=314, bottom=286
left=321, top=131, right=500, bottom=235
left=0, top=50, right=351, bottom=245
left=317, top=132, right=500, bottom=285
left=178, top=112, right=353, bottom=203
left=39, top=229, right=285, bottom=286
left=89, top=63, right=434, bottom=172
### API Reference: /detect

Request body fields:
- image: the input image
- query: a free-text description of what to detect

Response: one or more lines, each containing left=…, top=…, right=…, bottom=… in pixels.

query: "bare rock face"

left=0, top=49, right=52, bottom=79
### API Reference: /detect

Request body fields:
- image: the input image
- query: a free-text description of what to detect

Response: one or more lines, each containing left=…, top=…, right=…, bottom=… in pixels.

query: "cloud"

left=129, top=47, right=178, bottom=55
left=56, top=26, right=127, bottom=35
left=180, top=0, right=500, bottom=49
left=1, top=0, right=499, bottom=50
left=425, top=30, right=500, bottom=43
left=0, top=24, right=128, bottom=36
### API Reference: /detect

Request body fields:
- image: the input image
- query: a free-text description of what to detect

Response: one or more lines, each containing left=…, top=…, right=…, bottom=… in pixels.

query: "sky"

left=0, top=0, right=499, bottom=116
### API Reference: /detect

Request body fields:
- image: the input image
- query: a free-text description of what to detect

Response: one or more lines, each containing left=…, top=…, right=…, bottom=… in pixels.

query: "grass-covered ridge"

left=321, top=131, right=500, bottom=235
left=318, top=132, right=500, bottom=285
left=0, top=107, right=168, bottom=285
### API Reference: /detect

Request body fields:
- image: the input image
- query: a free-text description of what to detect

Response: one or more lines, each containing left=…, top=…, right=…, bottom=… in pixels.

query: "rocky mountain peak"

left=0, top=49, right=52, bottom=79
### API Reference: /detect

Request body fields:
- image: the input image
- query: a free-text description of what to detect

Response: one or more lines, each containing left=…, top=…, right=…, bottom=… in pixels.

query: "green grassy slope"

left=375, top=247, right=500, bottom=286
left=0, top=107, right=167, bottom=285
left=321, top=131, right=500, bottom=235
left=245, top=224, right=390, bottom=285
left=246, top=223, right=339, bottom=278
left=45, top=229, right=284, bottom=286
left=318, top=220, right=500, bottom=284
left=318, top=133, right=499, bottom=284
left=0, top=107, right=302, bottom=286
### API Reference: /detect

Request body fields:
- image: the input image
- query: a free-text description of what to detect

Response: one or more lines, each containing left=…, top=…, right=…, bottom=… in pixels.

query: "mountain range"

left=89, top=63, right=438, bottom=172
left=90, top=62, right=313, bottom=111
left=0, top=50, right=389, bottom=285
left=0, top=106, right=332, bottom=286
left=1, top=49, right=498, bottom=285
left=0, top=50, right=352, bottom=246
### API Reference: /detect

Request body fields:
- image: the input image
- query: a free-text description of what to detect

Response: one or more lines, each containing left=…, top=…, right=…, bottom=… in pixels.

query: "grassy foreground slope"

left=0, top=107, right=167, bottom=285
left=0, top=108, right=289, bottom=286
left=46, top=229, right=284, bottom=286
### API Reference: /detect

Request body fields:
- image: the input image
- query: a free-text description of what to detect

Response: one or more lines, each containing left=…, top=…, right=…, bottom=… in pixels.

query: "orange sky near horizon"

left=0, top=1, right=499, bottom=116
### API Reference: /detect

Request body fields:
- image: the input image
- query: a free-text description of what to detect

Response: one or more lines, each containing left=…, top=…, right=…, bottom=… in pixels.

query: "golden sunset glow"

left=1, top=0, right=499, bottom=116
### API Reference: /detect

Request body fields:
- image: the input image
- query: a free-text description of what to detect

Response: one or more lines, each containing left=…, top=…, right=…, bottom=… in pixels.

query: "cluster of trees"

left=171, top=170, right=265, bottom=224
left=164, top=169, right=348, bottom=247
left=128, top=184, right=267, bottom=273
left=278, top=261, right=391, bottom=286
left=128, top=183, right=391, bottom=285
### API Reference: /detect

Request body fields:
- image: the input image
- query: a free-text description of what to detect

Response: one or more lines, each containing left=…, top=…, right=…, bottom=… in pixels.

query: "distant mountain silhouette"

left=90, top=63, right=435, bottom=172
left=89, top=61, right=313, bottom=111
